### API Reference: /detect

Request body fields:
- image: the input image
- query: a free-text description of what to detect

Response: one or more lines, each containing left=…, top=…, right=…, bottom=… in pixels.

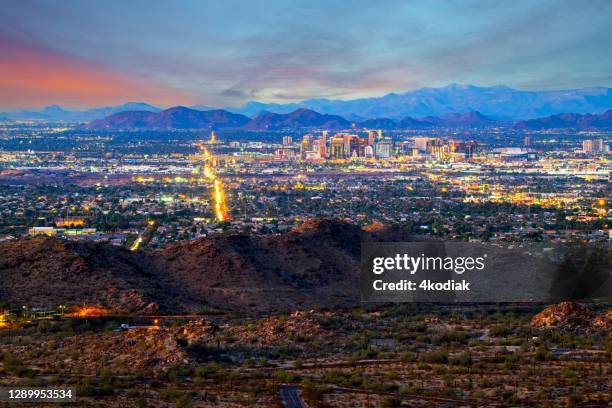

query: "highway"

left=279, top=385, right=307, bottom=408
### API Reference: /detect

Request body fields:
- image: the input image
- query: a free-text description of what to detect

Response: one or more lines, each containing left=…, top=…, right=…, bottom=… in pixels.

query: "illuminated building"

left=490, top=147, right=538, bottom=161
left=211, top=154, right=253, bottom=167
left=28, top=227, right=97, bottom=236
left=344, top=134, right=360, bottom=157
left=330, top=136, right=346, bottom=159
left=461, top=141, right=478, bottom=159
left=583, top=139, right=605, bottom=153
left=426, top=140, right=478, bottom=160
left=282, top=135, right=293, bottom=146
left=207, top=131, right=220, bottom=144
left=367, top=130, right=376, bottom=146
left=300, top=135, right=315, bottom=158
left=413, top=137, right=435, bottom=151
left=318, top=138, right=327, bottom=158
left=319, top=131, right=327, bottom=158
left=524, top=136, right=532, bottom=147
left=28, top=227, right=56, bottom=236
left=275, top=148, right=296, bottom=160
left=55, top=217, right=85, bottom=227
left=304, top=151, right=322, bottom=160
left=375, top=138, right=393, bottom=158
left=396, top=141, right=413, bottom=155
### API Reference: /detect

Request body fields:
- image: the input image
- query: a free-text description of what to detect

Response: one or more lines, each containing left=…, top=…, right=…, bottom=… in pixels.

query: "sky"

left=1, top=0, right=611, bottom=109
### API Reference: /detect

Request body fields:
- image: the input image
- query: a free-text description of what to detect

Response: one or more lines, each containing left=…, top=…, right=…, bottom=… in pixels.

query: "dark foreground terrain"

left=0, top=219, right=416, bottom=314
left=0, top=219, right=573, bottom=314
left=0, top=303, right=610, bottom=407
left=0, top=219, right=610, bottom=407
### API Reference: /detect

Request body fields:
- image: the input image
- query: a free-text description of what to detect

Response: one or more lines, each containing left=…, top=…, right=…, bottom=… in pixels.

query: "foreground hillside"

left=0, top=219, right=411, bottom=314
left=0, top=218, right=591, bottom=314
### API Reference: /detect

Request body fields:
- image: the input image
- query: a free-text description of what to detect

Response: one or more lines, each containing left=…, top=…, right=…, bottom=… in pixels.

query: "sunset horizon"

left=2, top=0, right=611, bottom=109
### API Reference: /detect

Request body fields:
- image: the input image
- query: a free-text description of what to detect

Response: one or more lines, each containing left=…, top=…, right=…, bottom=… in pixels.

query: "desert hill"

left=2, top=219, right=603, bottom=315
left=0, top=219, right=385, bottom=314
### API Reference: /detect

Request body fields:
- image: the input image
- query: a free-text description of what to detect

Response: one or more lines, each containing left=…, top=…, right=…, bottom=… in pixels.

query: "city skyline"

left=1, top=0, right=612, bottom=109
left=1, top=3, right=610, bottom=406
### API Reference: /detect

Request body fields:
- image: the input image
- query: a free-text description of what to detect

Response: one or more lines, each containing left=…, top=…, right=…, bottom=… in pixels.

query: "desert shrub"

left=419, top=349, right=448, bottom=364
left=381, top=397, right=402, bottom=408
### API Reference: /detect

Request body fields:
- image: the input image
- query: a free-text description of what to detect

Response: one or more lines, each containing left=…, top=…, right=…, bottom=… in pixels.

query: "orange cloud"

left=0, top=35, right=193, bottom=109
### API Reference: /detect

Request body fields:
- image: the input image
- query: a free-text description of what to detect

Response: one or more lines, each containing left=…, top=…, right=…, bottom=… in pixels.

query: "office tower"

left=319, top=131, right=327, bottom=158
left=300, top=135, right=314, bottom=158
left=367, top=130, right=376, bottom=146
left=375, top=138, right=392, bottom=159
left=413, top=137, right=434, bottom=151
left=583, top=139, right=605, bottom=153
left=282, top=135, right=293, bottom=146
left=330, top=136, right=346, bottom=159
left=318, top=138, right=326, bottom=158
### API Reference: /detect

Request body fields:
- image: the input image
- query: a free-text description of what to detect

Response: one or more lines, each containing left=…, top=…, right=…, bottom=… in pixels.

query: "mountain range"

left=0, top=102, right=159, bottom=122
left=242, top=108, right=351, bottom=130
left=517, top=110, right=612, bottom=130
left=3, top=84, right=612, bottom=122
left=84, top=106, right=612, bottom=131
left=85, top=106, right=250, bottom=131
left=228, top=84, right=612, bottom=120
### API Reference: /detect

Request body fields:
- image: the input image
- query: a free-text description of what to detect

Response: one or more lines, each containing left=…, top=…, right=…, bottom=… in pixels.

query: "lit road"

left=199, top=143, right=228, bottom=222
left=279, top=385, right=306, bottom=408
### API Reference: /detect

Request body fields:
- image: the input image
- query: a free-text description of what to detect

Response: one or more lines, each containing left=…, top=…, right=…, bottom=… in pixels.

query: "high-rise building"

left=426, top=139, right=478, bottom=160
left=464, top=141, right=478, bottom=158
left=300, top=135, right=314, bottom=158
left=319, top=131, right=328, bottom=158
left=375, top=138, right=392, bottom=159
left=583, top=139, right=605, bottom=153
left=275, top=148, right=296, bottom=160
left=207, top=130, right=220, bottom=144
left=413, top=137, right=435, bottom=151
left=318, top=138, right=327, bottom=158
left=282, top=135, right=293, bottom=146
left=330, top=136, right=346, bottom=159
left=344, top=134, right=360, bottom=157
left=523, top=136, right=532, bottom=147
left=367, top=130, right=376, bottom=146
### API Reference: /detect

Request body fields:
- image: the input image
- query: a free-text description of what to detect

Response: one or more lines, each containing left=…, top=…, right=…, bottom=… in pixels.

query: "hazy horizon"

left=2, top=83, right=612, bottom=112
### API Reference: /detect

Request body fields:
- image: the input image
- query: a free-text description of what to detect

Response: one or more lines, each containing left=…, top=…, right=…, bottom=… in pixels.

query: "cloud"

left=0, top=32, right=195, bottom=109
left=220, top=88, right=248, bottom=98
left=0, top=0, right=611, bottom=108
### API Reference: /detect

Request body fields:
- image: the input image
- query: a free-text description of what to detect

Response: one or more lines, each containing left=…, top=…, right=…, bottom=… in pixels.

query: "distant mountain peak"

left=73, top=105, right=612, bottom=131
left=225, top=84, right=612, bottom=120
left=516, top=109, right=612, bottom=129
left=243, top=108, right=350, bottom=130
left=85, top=106, right=250, bottom=130
left=41, top=105, right=67, bottom=113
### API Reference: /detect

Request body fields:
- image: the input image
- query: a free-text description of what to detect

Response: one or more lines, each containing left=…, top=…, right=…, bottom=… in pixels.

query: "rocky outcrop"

left=530, top=301, right=610, bottom=333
